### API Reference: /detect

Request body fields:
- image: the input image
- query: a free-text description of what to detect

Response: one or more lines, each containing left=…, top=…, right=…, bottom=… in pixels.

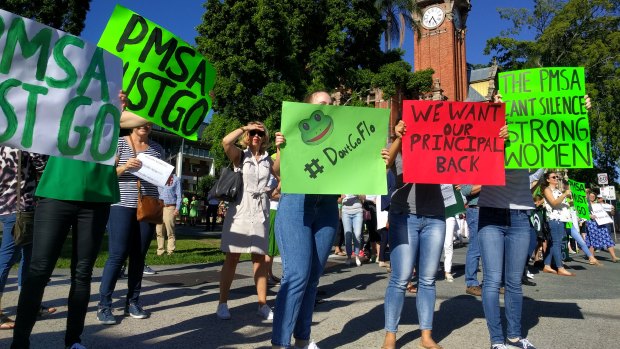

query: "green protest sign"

left=568, top=179, right=589, bottom=219
left=98, top=5, right=216, bottom=140
left=499, top=67, right=593, bottom=168
left=0, top=9, right=123, bottom=165
left=280, top=102, right=389, bottom=194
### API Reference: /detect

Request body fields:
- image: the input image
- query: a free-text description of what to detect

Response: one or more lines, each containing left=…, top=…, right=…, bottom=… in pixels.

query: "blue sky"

left=82, top=0, right=535, bottom=66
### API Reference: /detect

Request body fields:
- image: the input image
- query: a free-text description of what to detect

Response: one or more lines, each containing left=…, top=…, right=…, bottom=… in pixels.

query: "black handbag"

left=210, top=166, right=243, bottom=202
left=12, top=150, right=34, bottom=246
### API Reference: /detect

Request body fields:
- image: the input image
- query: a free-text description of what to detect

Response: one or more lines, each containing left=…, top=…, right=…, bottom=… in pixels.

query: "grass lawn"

left=57, top=233, right=253, bottom=268
left=0, top=230, right=251, bottom=268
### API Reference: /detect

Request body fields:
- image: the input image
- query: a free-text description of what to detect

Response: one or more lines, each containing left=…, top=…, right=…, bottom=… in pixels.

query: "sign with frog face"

left=280, top=102, right=389, bottom=194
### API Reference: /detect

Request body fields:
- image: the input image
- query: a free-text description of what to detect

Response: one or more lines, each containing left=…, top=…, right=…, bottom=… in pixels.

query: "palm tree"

left=374, top=0, right=421, bottom=51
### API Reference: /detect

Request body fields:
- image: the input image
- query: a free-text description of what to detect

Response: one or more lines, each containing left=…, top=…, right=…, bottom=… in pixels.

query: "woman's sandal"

left=0, top=315, right=15, bottom=330
left=38, top=306, right=57, bottom=318
left=406, top=282, right=417, bottom=293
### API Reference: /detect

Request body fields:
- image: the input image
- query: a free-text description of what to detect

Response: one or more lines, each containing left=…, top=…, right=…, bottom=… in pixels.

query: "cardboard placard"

left=0, top=9, right=123, bottom=165
left=98, top=5, right=216, bottom=140
left=280, top=102, right=388, bottom=194
left=499, top=67, right=593, bottom=169
left=401, top=100, right=506, bottom=184
left=567, top=179, right=589, bottom=219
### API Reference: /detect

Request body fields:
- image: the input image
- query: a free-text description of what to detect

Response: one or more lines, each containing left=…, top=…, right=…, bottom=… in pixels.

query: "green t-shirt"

left=36, top=157, right=120, bottom=203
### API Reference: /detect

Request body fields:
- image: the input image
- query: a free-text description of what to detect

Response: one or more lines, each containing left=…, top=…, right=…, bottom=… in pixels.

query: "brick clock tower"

left=414, top=0, right=471, bottom=101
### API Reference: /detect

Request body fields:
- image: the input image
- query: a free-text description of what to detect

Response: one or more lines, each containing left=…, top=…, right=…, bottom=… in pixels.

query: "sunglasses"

left=249, top=130, right=265, bottom=137
left=549, top=176, right=559, bottom=179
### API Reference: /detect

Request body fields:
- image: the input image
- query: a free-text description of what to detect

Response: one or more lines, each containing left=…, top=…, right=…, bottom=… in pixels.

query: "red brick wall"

left=414, top=3, right=468, bottom=102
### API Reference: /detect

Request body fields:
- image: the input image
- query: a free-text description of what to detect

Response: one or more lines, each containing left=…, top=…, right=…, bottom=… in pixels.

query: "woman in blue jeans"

left=477, top=169, right=538, bottom=349
left=97, top=124, right=164, bottom=324
left=340, top=194, right=365, bottom=266
left=381, top=121, right=445, bottom=349
left=271, top=91, right=338, bottom=349
left=540, top=171, right=576, bottom=277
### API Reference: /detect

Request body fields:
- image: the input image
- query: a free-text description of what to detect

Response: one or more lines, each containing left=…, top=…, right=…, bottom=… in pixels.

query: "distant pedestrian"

left=157, top=173, right=182, bottom=256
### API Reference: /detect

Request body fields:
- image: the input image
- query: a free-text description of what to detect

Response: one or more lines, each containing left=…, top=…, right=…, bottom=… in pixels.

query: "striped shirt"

left=114, top=137, right=164, bottom=208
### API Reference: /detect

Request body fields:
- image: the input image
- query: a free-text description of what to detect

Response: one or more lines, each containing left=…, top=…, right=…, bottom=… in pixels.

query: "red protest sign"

left=402, top=100, right=506, bottom=185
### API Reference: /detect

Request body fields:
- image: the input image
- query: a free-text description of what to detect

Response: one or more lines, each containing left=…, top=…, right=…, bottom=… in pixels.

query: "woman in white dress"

left=216, top=121, right=279, bottom=320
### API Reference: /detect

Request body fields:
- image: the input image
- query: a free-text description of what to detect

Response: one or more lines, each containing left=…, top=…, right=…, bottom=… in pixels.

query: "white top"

left=478, top=169, right=535, bottom=210
left=544, top=187, right=572, bottom=222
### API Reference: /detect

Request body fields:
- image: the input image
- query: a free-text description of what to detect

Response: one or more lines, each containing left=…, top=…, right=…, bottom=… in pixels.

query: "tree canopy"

left=485, top=0, right=620, bottom=185
left=2, top=0, right=91, bottom=35
left=196, top=0, right=432, bottom=170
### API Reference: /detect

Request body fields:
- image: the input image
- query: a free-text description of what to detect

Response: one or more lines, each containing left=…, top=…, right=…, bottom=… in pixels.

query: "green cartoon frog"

left=299, top=110, right=334, bottom=145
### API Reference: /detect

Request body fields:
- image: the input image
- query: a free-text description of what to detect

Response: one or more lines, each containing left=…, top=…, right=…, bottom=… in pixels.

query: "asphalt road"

left=1, top=227, right=618, bottom=349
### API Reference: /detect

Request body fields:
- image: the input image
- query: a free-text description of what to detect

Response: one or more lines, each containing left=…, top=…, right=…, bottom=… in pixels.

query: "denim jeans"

left=12, top=199, right=110, bottom=348
left=478, top=208, right=531, bottom=345
left=464, top=207, right=480, bottom=287
left=543, top=220, right=566, bottom=268
left=341, top=211, right=363, bottom=256
left=99, top=205, right=156, bottom=308
left=569, top=222, right=592, bottom=258
left=0, top=213, right=32, bottom=295
left=384, top=211, right=445, bottom=332
left=272, top=194, right=338, bottom=347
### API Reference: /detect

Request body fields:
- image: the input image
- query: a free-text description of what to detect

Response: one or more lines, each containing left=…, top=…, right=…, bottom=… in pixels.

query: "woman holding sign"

left=584, top=191, right=619, bottom=262
left=271, top=91, right=337, bottom=349
left=216, top=121, right=278, bottom=321
left=540, top=172, right=577, bottom=276
left=96, top=123, right=164, bottom=324
left=380, top=120, right=446, bottom=349
left=11, top=93, right=145, bottom=349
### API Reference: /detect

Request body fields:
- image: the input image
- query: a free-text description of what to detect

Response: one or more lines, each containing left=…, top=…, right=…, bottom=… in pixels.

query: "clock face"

left=422, top=6, right=445, bottom=29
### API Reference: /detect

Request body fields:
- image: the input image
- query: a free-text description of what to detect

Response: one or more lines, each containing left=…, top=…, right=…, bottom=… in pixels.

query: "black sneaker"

left=506, top=338, right=537, bottom=349
left=125, top=303, right=150, bottom=319
left=96, top=307, right=116, bottom=325
left=143, top=265, right=157, bottom=275
left=522, top=278, right=537, bottom=286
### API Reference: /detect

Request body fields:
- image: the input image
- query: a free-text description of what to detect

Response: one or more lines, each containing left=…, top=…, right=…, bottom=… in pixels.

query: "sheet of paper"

left=131, top=153, right=174, bottom=187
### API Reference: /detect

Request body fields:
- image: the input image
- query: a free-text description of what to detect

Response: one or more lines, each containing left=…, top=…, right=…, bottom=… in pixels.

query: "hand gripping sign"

left=0, top=9, right=123, bottom=165
left=98, top=5, right=216, bottom=141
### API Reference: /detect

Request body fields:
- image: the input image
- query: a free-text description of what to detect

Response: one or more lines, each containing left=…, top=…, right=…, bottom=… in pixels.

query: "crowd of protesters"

left=1, top=88, right=618, bottom=349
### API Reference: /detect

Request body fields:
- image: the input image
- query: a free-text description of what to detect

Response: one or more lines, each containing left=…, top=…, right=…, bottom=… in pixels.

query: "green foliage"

left=374, top=0, right=422, bottom=50
left=372, top=61, right=433, bottom=99
left=197, top=175, right=218, bottom=197
left=485, top=0, right=620, bottom=182
left=2, top=0, right=92, bottom=35
left=197, top=0, right=414, bottom=171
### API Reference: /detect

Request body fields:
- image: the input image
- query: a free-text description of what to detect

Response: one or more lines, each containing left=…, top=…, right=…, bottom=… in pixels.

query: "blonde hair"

left=239, top=121, right=270, bottom=152
left=303, top=90, right=331, bottom=103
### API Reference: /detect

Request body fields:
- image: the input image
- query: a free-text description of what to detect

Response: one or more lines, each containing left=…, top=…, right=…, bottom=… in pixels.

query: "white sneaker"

left=526, top=270, right=535, bottom=279
left=256, top=304, right=273, bottom=320
left=355, top=256, right=362, bottom=267
left=216, top=303, right=231, bottom=320
left=445, top=273, right=454, bottom=282
left=295, top=342, right=320, bottom=349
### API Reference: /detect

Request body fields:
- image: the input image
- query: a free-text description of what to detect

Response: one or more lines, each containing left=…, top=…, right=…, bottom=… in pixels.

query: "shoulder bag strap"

left=15, top=150, right=22, bottom=214
left=126, top=135, right=143, bottom=200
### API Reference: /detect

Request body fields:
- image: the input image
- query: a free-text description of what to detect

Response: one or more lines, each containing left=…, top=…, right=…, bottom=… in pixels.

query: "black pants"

left=12, top=198, right=110, bottom=348
left=206, top=204, right=219, bottom=229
